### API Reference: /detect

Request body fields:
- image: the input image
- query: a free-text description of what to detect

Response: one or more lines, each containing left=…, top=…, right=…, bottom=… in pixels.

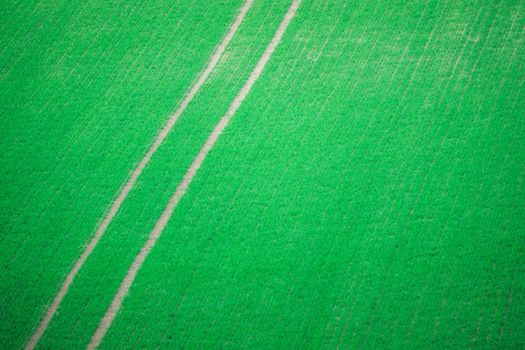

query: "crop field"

left=1, top=0, right=524, bottom=349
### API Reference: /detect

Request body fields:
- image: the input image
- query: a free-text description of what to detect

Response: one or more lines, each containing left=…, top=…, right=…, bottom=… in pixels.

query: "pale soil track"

left=87, top=1, right=301, bottom=348
left=24, top=1, right=254, bottom=348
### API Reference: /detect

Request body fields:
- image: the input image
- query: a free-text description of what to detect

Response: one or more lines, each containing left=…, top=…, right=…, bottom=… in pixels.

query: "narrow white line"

left=87, top=1, right=301, bottom=348
left=24, top=2, right=253, bottom=349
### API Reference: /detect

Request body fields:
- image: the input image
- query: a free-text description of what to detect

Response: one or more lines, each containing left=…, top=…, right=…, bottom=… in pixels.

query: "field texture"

left=1, top=0, right=524, bottom=349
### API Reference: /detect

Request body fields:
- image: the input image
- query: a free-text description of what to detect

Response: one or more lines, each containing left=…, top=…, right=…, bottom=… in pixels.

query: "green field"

left=1, top=0, right=524, bottom=349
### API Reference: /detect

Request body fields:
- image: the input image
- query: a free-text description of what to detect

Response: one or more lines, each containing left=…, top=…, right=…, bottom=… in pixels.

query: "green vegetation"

left=1, top=0, right=524, bottom=349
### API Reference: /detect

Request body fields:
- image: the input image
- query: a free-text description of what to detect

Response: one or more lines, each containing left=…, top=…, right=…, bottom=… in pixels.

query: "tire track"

left=87, top=1, right=301, bottom=348
left=24, top=1, right=254, bottom=348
